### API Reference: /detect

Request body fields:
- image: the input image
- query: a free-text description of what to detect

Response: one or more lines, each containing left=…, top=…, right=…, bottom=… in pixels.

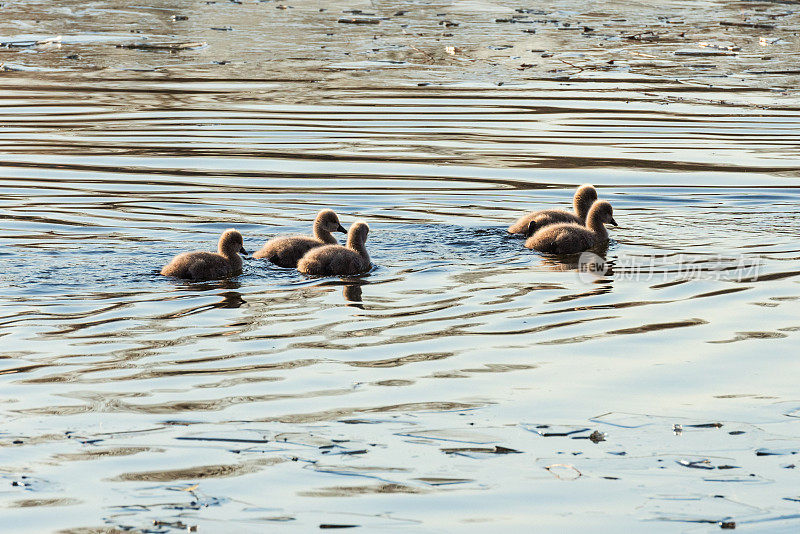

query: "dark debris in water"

left=116, top=42, right=206, bottom=51
left=441, top=445, right=521, bottom=455
left=677, top=459, right=727, bottom=470
left=756, top=448, right=798, bottom=456
left=522, top=424, right=591, bottom=437
left=153, top=519, right=197, bottom=531
left=588, top=430, right=606, bottom=443
left=720, top=21, right=775, bottom=30
left=338, top=18, right=380, bottom=25
left=414, top=477, right=473, bottom=486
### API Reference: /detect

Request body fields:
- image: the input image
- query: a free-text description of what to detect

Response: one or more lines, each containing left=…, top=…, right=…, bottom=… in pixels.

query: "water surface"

left=2, top=1, right=800, bottom=532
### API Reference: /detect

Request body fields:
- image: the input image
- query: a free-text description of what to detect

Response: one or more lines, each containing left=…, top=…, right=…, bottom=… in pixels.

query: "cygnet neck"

left=219, top=237, right=243, bottom=268
left=219, top=243, right=235, bottom=257
left=228, top=252, right=243, bottom=270
left=574, top=186, right=597, bottom=223
left=347, top=231, right=370, bottom=263
left=586, top=207, right=609, bottom=241
left=313, top=219, right=336, bottom=244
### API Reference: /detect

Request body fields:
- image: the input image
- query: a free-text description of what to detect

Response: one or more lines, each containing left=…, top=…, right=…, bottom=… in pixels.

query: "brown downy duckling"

left=508, top=184, right=598, bottom=235
left=253, top=209, right=346, bottom=268
left=161, top=229, right=246, bottom=281
left=525, top=200, right=617, bottom=254
left=297, top=221, right=371, bottom=276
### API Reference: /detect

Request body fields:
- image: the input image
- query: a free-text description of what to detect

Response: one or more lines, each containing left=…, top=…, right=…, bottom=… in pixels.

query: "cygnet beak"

left=526, top=221, right=537, bottom=237
left=239, top=246, right=248, bottom=255
left=336, top=224, right=347, bottom=233
left=609, top=217, right=618, bottom=227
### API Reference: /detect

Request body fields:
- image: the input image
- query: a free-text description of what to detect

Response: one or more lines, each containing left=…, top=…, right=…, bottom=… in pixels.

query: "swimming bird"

left=525, top=200, right=617, bottom=254
left=161, top=229, right=247, bottom=281
left=253, top=209, right=347, bottom=268
left=297, top=221, right=371, bottom=276
left=508, top=184, right=598, bottom=235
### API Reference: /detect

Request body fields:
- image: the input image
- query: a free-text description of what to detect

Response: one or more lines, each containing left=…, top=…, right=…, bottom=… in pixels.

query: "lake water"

left=2, top=1, right=800, bottom=532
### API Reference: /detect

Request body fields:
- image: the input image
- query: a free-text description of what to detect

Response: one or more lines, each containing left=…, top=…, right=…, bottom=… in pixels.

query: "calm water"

left=3, top=1, right=800, bottom=532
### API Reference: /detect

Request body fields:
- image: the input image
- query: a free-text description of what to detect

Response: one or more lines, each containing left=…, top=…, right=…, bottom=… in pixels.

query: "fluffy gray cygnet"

left=253, top=209, right=346, bottom=268
left=161, top=229, right=246, bottom=281
left=508, top=184, right=598, bottom=235
left=525, top=200, right=617, bottom=254
left=297, top=221, right=371, bottom=276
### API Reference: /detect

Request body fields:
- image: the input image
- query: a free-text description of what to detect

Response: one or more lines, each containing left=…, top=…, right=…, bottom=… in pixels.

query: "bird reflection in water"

left=164, top=280, right=246, bottom=318
left=179, top=279, right=242, bottom=292
left=539, top=243, right=613, bottom=276
left=318, top=277, right=366, bottom=308
left=342, top=282, right=363, bottom=308
left=538, top=246, right=616, bottom=302
left=215, top=291, right=246, bottom=309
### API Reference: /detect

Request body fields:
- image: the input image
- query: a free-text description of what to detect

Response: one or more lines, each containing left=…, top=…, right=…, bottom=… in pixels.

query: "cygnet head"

left=347, top=220, right=369, bottom=246
left=574, top=184, right=599, bottom=219
left=588, top=200, right=618, bottom=227
left=218, top=229, right=247, bottom=256
left=316, top=209, right=347, bottom=233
